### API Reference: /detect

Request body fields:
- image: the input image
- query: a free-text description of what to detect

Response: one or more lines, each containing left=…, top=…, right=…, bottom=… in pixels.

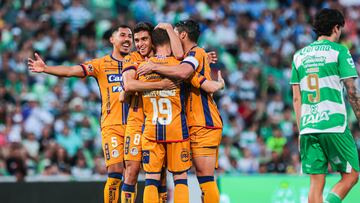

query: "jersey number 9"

left=150, top=98, right=173, bottom=125
left=307, top=74, right=320, bottom=103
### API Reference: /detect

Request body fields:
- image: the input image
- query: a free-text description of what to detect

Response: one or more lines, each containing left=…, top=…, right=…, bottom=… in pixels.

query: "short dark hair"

left=111, top=24, right=132, bottom=35
left=134, top=22, right=154, bottom=34
left=313, top=8, right=345, bottom=36
left=175, top=20, right=200, bottom=43
left=151, top=28, right=170, bottom=47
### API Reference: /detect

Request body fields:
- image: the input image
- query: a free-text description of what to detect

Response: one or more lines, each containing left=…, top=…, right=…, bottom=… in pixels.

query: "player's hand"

left=162, top=78, right=180, bottom=90
left=28, top=53, right=47, bottom=73
left=137, top=62, right=156, bottom=76
left=217, top=70, right=225, bottom=90
left=156, top=23, right=173, bottom=30
left=119, top=91, right=126, bottom=103
left=207, top=51, right=218, bottom=64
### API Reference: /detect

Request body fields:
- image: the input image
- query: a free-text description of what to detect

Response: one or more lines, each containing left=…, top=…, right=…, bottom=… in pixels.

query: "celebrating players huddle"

left=28, top=20, right=224, bottom=203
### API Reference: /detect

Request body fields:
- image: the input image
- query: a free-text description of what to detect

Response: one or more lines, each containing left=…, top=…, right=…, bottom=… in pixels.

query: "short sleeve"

left=290, top=61, right=300, bottom=84
left=187, top=72, right=207, bottom=88
left=338, top=46, right=358, bottom=80
left=81, top=58, right=101, bottom=78
left=123, top=55, right=138, bottom=73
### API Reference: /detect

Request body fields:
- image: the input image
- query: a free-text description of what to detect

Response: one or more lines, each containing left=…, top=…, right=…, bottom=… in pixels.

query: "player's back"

left=291, top=39, right=357, bottom=134
left=185, top=47, right=222, bottom=129
left=139, top=56, right=189, bottom=142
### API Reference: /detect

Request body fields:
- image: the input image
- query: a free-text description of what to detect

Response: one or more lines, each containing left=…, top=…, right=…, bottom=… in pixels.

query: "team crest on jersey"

left=181, top=148, right=189, bottom=162
left=188, top=51, right=196, bottom=57
left=112, top=149, right=119, bottom=158
left=130, top=147, right=138, bottom=156
left=142, top=150, right=150, bottom=164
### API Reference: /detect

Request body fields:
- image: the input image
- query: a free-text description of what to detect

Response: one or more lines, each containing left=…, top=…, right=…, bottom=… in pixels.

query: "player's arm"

left=28, top=53, right=86, bottom=77
left=292, top=84, right=301, bottom=129
left=191, top=70, right=225, bottom=93
left=344, top=78, right=360, bottom=122
left=137, top=57, right=196, bottom=80
left=122, top=69, right=177, bottom=92
left=156, top=23, right=184, bottom=60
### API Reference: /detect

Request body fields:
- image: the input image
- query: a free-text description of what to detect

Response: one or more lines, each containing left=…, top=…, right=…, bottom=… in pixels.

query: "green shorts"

left=300, top=127, right=359, bottom=174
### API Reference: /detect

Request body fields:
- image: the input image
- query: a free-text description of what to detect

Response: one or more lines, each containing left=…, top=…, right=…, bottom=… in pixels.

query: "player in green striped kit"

left=291, top=9, right=359, bottom=203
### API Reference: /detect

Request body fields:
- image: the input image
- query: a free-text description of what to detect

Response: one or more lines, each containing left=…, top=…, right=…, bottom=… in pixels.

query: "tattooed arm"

left=344, top=78, right=360, bottom=121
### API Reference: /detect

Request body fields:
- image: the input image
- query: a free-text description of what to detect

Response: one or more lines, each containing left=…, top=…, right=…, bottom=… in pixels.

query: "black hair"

left=313, top=8, right=345, bottom=37
left=175, top=20, right=200, bottom=43
left=134, top=22, right=154, bottom=34
left=151, top=28, right=170, bottom=47
left=110, top=24, right=132, bottom=36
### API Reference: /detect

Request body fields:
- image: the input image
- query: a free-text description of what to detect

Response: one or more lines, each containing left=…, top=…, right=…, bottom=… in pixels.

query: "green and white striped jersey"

left=290, top=39, right=358, bottom=135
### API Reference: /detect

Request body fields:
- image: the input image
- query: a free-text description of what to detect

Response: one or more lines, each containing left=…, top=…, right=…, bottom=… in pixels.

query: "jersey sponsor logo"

left=87, top=64, right=94, bottom=73
left=302, top=110, right=330, bottom=126
left=107, top=74, right=122, bottom=83
left=124, top=136, right=130, bottom=155
left=302, top=55, right=326, bottom=68
left=300, top=45, right=331, bottom=55
left=347, top=58, right=355, bottom=68
left=105, top=143, right=110, bottom=160
left=112, top=85, right=123, bottom=92
left=142, top=150, right=150, bottom=164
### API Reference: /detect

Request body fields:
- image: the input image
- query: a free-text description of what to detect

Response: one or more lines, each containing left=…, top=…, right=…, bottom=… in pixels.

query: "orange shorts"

left=124, top=125, right=143, bottom=162
left=102, top=125, right=126, bottom=167
left=142, top=137, right=191, bottom=173
left=189, top=126, right=222, bottom=158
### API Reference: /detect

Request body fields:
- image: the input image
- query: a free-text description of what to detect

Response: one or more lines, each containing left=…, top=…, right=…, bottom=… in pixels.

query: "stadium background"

left=1, top=0, right=360, bottom=202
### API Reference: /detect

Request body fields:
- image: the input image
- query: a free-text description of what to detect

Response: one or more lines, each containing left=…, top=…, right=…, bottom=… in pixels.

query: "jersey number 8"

left=150, top=98, right=173, bottom=125
left=307, top=74, right=320, bottom=103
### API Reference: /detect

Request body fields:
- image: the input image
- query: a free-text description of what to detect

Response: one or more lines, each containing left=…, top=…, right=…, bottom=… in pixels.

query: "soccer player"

left=121, top=22, right=182, bottom=203
left=290, top=9, right=359, bottom=203
left=27, top=25, right=159, bottom=203
left=138, top=20, right=223, bottom=203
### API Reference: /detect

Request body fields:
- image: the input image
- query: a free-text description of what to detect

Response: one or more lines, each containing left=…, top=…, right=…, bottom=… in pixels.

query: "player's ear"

left=109, top=35, right=114, bottom=44
left=180, top=32, right=187, bottom=40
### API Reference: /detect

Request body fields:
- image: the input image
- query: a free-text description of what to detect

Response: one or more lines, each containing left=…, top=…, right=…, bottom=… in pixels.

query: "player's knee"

left=350, top=171, right=359, bottom=186
left=107, top=162, right=124, bottom=173
left=145, top=173, right=161, bottom=181
left=124, top=163, right=141, bottom=184
left=173, top=172, right=187, bottom=181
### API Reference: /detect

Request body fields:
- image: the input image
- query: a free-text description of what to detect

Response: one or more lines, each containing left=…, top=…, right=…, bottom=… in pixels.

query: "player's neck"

left=317, top=35, right=337, bottom=42
left=111, top=51, right=124, bottom=61
left=155, top=45, right=172, bottom=57
left=183, top=42, right=197, bottom=54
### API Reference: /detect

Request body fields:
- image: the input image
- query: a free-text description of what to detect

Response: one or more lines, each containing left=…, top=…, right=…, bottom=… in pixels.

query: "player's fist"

left=155, top=23, right=173, bottom=30
left=28, top=53, right=47, bottom=73
left=137, top=62, right=155, bottom=76
left=161, top=78, right=180, bottom=90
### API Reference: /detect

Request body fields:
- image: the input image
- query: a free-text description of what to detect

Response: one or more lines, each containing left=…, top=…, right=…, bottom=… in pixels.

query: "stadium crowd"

left=1, top=0, right=360, bottom=180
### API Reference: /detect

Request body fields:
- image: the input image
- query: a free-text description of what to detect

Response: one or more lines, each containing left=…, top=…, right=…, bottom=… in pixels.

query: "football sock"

left=158, top=185, right=167, bottom=203
left=144, top=179, right=160, bottom=203
left=104, top=172, right=122, bottom=203
left=324, top=192, right=342, bottom=203
left=198, top=176, right=220, bottom=203
left=121, top=183, right=136, bottom=203
left=174, top=179, right=189, bottom=203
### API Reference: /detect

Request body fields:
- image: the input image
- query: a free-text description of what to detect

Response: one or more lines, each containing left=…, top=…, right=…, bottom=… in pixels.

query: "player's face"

left=111, top=27, right=133, bottom=54
left=134, top=31, right=152, bottom=57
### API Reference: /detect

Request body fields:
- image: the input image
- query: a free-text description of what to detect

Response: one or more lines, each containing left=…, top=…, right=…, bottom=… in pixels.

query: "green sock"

left=325, top=192, right=341, bottom=203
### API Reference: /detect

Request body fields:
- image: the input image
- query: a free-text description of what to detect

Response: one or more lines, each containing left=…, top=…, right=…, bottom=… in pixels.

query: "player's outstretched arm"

left=156, top=23, right=184, bottom=60
left=28, top=53, right=86, bottom=77
left=292, top=84, right=301, bottom=129
left=200, top=70, right=225, bottom=93
left=344, top=78, right=360, bottom=122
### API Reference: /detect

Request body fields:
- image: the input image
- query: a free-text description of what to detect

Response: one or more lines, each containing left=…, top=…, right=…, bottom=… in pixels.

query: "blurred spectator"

left=0, top=0, right=359, bottom=179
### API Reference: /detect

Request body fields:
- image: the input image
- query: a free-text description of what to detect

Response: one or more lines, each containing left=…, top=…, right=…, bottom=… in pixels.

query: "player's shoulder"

left=187, top=46, right=206, bottom=57
left=127, top=51, right=144, bottom=62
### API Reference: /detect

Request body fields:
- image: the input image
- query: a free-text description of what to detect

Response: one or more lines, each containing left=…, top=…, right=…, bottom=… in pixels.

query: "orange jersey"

left=80, top=54, right=129, bottom=128
left=182, top=47, right=223, bottom=129
left=139, top=56, right=189, bottom=142
left=122, top=52, right=146, bottom=127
